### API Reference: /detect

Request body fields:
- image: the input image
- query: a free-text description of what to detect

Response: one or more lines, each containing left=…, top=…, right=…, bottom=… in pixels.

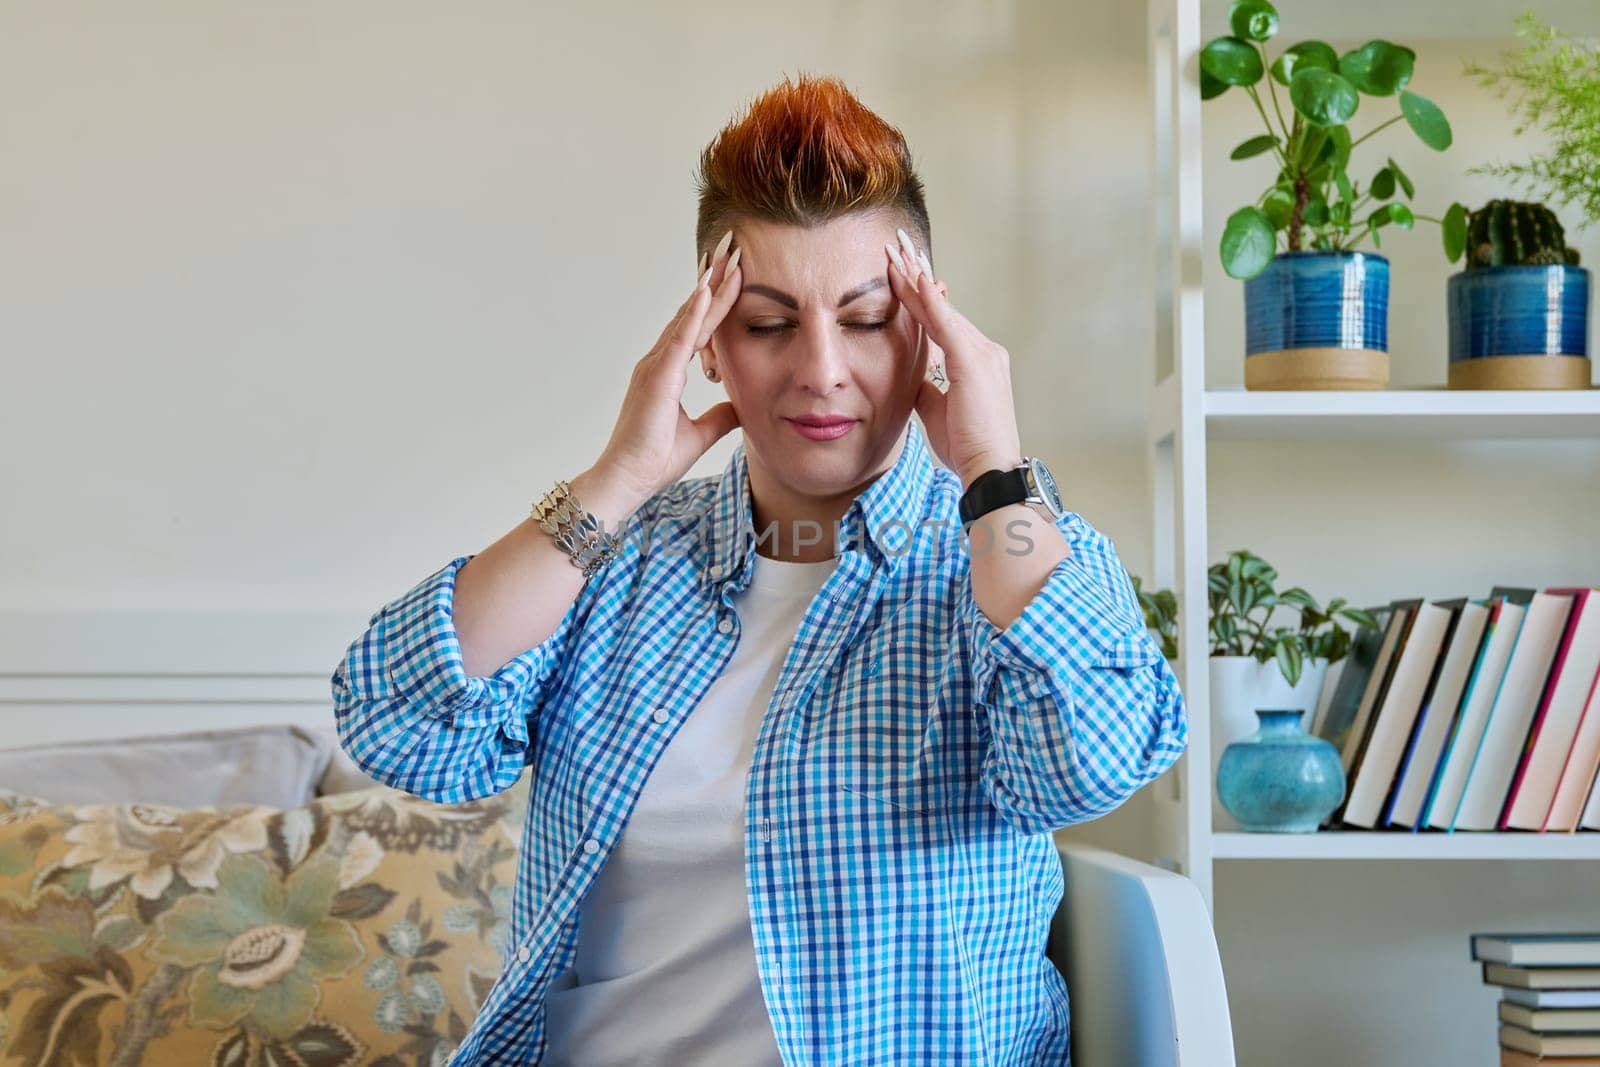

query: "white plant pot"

left=1209, top=655, right=1331, bottom=831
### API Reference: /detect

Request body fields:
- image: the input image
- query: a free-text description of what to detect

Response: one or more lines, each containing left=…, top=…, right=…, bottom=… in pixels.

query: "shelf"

left=1212, top=831, right=1600, bottom=861
left=1204, top=386, right=1600, bottom=441
left=1199, top=0, right=1600, bottom=39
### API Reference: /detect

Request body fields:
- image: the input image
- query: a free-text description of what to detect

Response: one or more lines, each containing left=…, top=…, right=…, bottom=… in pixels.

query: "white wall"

left=3, top=5, right=1595, bottom=1066
left=0, top=0, right=1159, bottom=615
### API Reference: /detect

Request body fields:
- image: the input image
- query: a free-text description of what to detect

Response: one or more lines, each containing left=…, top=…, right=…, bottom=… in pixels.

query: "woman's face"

left=706, top=211, right=934, bottom=510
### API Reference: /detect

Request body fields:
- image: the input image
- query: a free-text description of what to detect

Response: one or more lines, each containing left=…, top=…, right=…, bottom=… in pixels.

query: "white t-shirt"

left=540, top=550, right=838, bottom=1066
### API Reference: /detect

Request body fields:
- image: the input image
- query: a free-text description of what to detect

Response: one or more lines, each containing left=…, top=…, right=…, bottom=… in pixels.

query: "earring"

left=704, top=366, right=719, bottom=382
left=929, top=361, right=947, bottom=389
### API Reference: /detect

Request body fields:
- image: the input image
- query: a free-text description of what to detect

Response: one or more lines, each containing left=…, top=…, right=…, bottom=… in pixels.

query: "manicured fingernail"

left=699, top=264, right=713, bottom=290
left=917, top=250, right=934, bottom=280
left=714, top=229, right=733, bottom=263
left=884, top=242, right=906, bottom=276
left=896, top=228, right=917, bottom=264
left=698, top=251, right=708, bottom=277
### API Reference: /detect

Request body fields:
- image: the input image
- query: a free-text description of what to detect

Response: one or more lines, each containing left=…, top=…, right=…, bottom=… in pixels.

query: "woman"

left=333, top=72, right=1187, bottom=1066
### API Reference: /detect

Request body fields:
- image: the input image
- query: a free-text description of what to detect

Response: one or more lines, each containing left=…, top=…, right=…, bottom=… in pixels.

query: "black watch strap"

left=959, top=466, right=1029, bottom=525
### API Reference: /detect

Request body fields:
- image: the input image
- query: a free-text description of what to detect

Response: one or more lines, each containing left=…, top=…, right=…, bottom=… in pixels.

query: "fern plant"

left=1464, top=10, right=1600, bottom=230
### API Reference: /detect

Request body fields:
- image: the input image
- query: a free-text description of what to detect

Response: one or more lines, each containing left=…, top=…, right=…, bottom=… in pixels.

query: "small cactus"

left=1466, top=199, right=1581, bottom=269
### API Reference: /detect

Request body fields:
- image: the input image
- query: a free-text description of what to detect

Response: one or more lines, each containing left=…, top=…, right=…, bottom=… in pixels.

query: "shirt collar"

left=704, top=417, right=937, bottom=587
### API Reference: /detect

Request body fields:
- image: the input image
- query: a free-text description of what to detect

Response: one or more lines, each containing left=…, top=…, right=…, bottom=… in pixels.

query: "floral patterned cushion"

left=0, top=770, right=530, bottom=1067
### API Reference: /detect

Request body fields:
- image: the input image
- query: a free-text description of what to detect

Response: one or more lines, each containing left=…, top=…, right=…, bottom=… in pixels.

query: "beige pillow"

left=0, top=770, right=530, bottom=1065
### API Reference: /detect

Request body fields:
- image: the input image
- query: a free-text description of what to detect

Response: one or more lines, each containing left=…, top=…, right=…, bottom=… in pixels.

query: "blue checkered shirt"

left=332, top=417, right=1188, bottom=1065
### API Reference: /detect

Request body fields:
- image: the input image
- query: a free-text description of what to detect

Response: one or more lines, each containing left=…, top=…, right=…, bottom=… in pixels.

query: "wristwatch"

left=958, top=457, right=1065, bottom=526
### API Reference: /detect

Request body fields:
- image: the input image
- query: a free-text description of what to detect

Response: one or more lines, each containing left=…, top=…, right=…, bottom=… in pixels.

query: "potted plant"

left=1446, top=199, right=1589, bottom=388
left=1200, top=0, right=1465, bottom=390
left=1131, top=575, right=1178, bottom=662
left=1131, top=550, right=1378, bottom=829
left=1445, top=13, right=1598, bottom=390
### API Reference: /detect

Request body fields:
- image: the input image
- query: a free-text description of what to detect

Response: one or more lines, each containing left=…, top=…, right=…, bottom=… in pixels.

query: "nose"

left=792, top=319, right=849, bottom=396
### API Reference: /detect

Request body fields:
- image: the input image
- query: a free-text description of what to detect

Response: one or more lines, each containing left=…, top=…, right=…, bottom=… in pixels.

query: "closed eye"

left=747, top=322, right=890, bottom=336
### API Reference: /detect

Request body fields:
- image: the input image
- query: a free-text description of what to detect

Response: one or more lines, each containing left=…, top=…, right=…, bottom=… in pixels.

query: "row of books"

left=1310, top=585, right=1600, bottom=831
left=1472, top=932, right=1600, bottom=1064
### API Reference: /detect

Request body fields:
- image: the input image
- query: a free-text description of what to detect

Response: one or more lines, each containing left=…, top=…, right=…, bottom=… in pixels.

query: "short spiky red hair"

left=693, top=72, right=931, bottom=266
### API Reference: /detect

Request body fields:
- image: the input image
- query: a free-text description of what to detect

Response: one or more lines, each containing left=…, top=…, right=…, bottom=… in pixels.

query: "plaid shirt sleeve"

left=331, top=553, right=591, bottom=804
left=961, top=510, right=1189, bottom=835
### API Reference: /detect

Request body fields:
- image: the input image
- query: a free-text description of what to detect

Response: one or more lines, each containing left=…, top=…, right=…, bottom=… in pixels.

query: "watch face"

left=1028, top=459, right=1064, bottom=516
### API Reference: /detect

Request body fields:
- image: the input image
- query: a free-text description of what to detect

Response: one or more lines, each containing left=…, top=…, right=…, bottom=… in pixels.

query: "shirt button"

left=518, top=945, right=531, bottom=963
left=717, top=617, right=734, bottom=634
left=652, top=708, right=670, bottom=724
left=709, top=563, right=724, bottom=579
left=583, top=839, right=600, bottom=855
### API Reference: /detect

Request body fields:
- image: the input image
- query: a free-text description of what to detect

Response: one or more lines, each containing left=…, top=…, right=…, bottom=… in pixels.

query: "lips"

left=787, top=415, right=856, bottom=427
left=785, top=415, right=858, bottom=441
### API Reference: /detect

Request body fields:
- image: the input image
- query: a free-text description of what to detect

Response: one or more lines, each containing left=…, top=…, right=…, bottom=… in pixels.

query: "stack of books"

left=1308, top=585, right=1600, bottom=832
left=1472, top=933, right=1600, bottom=1064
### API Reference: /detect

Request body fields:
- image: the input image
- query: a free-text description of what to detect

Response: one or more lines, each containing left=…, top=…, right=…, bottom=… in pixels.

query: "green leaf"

left=1368, top=202, right=1413, bottom=229
left=1202, top=36, right=1265, bottom=87
left=1299, top=126, right=1331, bottom=168
left=1443, top=201, right=1468, bottom=262
left=1303, top=197, right=1329, bottom=227
left=1230, top=134, right=1280, bottom=160
left=1221, top=206, right=1277, bottom=279
left=1339, top=607, right=1381, bottom=630
left=1335, top=170, right=1354, bottom=205
left=1289, top=67, right=1359, bottom=128
left=1201, top=67, right=1230, bottom=100
left=1400, top=89, right=1451, bottom=150
left=1370, top=166, right=1396, bottom=200
left=1387, top=156, right=1414, bottom=198
left=1262, top=188, right=1295, bottom=229
left=1328, top=124, right=1352, bottom=174
left=1229, top=0, right=1279, bottom=42
left=1271, top=41, right=1338, bottom=87
left=1338, top=40, right=1416, bottom=96
left=1275, top=639, right=1304, bottom=687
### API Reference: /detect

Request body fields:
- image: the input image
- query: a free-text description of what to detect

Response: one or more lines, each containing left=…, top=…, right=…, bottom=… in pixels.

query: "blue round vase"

left=1244, top=250, right=1390, bottom=354
left=1216, top=709, right=1346, bottom=833
left=1243, top=251, right=1391, bottom=390
left=1446, top=265, right=1592, bottom=389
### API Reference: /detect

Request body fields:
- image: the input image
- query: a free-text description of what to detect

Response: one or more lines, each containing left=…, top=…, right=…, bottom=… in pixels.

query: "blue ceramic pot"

left=1244, top=250, right=1390, bottom=355
left=1447, top=265, right=1591, bottom=388
left=1216, top=709, right=1345, bottom=833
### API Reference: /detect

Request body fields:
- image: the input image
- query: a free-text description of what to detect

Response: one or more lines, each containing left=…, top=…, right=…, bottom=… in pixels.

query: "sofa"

left=0, top=722, right=518, bottom=1066
left=0, top=723, right=1235, bottom=1067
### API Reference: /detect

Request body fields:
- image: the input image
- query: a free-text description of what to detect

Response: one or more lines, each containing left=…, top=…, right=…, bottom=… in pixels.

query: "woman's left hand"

left=885, top=228, right=1024, bottom=488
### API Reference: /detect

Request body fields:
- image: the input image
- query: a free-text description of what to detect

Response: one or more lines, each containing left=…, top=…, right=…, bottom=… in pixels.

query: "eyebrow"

left=739, top=277, right=889, bottom=310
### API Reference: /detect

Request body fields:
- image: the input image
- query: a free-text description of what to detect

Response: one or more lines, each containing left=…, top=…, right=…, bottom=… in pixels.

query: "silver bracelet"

left=531, top=479, right=622, bottom=579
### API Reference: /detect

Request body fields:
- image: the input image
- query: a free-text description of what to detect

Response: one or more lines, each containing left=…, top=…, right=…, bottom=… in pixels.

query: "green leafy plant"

left=1130, top=550, right=1380, bottom=687
left=1463, top=10, right=1600, bottom=232
left=1201, top=0, right=1469, bottom=278
left=1131, top=575, right=1179, bottom=661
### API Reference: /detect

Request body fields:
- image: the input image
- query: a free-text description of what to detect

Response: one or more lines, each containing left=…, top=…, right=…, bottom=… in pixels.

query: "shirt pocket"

left=804, top=632, right=952, bottom=809
left=1091, top=627, right=1163, bottom=672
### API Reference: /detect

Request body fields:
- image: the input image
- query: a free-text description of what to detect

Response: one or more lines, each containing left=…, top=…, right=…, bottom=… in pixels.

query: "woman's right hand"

left=594, top=230, right=744, bottom=507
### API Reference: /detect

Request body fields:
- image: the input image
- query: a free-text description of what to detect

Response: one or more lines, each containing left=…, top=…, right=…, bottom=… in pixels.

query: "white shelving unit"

left=1144, top=0, right=1600, bottom=912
